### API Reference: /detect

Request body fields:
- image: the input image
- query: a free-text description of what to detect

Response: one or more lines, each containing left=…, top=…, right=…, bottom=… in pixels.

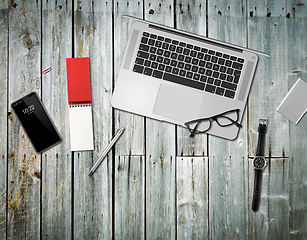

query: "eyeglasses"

left=184, top=109, right=242, bottom=137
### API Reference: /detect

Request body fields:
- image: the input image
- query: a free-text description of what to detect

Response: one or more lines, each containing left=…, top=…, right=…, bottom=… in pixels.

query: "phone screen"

left=11, top=92, right=62, bottom=153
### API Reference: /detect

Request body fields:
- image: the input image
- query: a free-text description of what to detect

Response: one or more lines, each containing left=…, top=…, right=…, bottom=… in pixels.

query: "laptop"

left=111, top=16, right=269, bottom=140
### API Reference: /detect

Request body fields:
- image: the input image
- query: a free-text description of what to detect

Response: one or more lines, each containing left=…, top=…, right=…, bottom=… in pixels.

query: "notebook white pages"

left=68, top=105, right=94, bottom=151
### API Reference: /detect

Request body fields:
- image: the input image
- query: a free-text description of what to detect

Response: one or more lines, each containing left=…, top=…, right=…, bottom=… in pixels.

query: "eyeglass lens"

left=215, top=110, right=238, bottom=126
left=186, top=109, right=240, bottom=137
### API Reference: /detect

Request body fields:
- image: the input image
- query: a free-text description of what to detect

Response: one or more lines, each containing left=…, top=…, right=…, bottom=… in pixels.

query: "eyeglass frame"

left=184, top=109, right=242, bottom=137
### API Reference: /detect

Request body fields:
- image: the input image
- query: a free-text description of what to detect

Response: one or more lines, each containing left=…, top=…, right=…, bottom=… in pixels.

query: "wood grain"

left=247, top=1, right=293, bottom=238
left=287, top=1, right=307, bottom=238
left=73, top=0, right=113, bottom=239
left=248, top=0, right=289, bottom=158
left=114, top=0, right=145, bottom=157
left=7, top=1, right=41, bottom=239
left=176, top=0, right=208, bottom=156
left=207, top=1, right=249, bottom=238
left=115, top=155, right=145, bottom=239
left=0, top=0, right=306, bottom=239
left=144, top=1, right=177, bottom=239
left=113, top=1, right=145, bottom=239
left=0, top=1, right=8, bottom=239
left=177, top=157, right=209, bottom=239
left=41, top=1, right=72, bottom=238
left=175, top=1, right=209, bottom=239
left=249, top=158, right=290, bottom=239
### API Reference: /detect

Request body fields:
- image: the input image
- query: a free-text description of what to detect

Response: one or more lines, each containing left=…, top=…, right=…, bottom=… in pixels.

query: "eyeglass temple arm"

left=189, top=121, right=203, bottom=137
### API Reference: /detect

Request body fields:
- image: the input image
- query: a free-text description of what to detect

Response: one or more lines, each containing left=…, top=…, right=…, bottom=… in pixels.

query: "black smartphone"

left=11, top=92, right=62, bottom=153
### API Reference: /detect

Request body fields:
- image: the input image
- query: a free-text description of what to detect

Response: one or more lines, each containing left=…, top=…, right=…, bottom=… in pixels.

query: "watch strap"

left=256, top=120, right=267, bottom=156
left=252, top=169, right=263, bottom=212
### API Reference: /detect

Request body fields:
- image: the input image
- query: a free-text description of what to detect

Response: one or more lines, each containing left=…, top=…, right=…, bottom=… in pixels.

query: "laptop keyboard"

left=132, top=31, right=245, bottom=99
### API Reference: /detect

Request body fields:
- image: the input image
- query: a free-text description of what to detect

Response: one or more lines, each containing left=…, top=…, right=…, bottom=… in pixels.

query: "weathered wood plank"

left=114, top=0, right=145, bottom=157
left=207, top=1, right=249, bottom=239
left=41, top=1, right=72, bottom=238
left=248, top=0, right=289, bottom=158
left=247, top=1, right=292, bottom=238
left=177, top=157, right=209, bottom=239
left=247, top=0, right=296, bottom=238
left=73, top=1, right=113, bottom=239
left=175, top=2, right=209, bottom=239
left=248, top=158, right=289, bottom=239
left=7, top=1, right=41, bottom=239
left=287, top=1, right=307, bottom=239
left=144, top=1, right=176, bottom=239
left=1, top=0, right=306, bottom=239
left=113, top=1, right=145, bottom=239
left=0, top=1, right=8, bottom=239
left=176, top=0, right=208, bottom=156
left=115, top=155, right=145, bottom=239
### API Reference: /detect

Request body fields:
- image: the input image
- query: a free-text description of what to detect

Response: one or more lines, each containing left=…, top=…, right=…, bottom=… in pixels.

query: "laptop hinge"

left=149, top=24, right=243, bottom=53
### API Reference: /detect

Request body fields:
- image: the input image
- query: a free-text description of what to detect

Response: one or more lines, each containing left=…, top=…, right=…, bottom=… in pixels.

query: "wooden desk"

left=0, top=0, right=306, bottom=239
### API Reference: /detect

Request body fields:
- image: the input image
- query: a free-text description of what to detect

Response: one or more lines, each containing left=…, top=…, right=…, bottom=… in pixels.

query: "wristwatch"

left=252, top=118, right=267, bottom=212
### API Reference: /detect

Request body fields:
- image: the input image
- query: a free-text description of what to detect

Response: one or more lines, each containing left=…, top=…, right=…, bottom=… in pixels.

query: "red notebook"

left=66, top=57, right=94, bottom=151
left=67, top=57, right=91, bottom=104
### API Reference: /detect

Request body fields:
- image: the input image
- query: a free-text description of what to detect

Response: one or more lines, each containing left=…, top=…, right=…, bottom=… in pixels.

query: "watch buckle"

left=259, top=118, right=267, bottom=125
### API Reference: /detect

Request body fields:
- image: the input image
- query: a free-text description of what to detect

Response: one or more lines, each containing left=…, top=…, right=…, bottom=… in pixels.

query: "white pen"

left=88, top=127, right=125, bottom=176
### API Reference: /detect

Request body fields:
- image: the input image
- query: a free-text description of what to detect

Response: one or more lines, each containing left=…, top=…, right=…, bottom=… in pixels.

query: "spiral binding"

left=69, top=101, right=91, bottom=107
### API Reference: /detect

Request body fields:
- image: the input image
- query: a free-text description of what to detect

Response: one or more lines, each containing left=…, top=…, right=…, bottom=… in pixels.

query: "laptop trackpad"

left=153, top=84, right=202, bottom=122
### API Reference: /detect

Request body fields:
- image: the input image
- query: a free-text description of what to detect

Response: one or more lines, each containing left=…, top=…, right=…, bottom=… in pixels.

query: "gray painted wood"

left=287, top=1, right=307, bottom=238
left=207, top=1, right=249, bottom=239
left=177, top=157, right=209, bottom=239
left=115, top=155, right=145, bottom=239
left=249, top=158, right=290, bottom=239
left=175, top=2, right=209, bottom=239
left=247, top=0, right=289, bottom=158
left=113, top=1, right=145, bottom=239
left=73, top=1, right=113, bottom=239
left=7, top=1, right=41, bottom=239
left=0, top=1, right=8, bottom=239
left=144, top=1, right=177, bottom=239
left=41, top=1, right=72, bottom=238
left=1, top=0, right=307, bottom=239
left=114, top=0, right=145, bottom=157
left=176, top=0, right=208, bottom=156
left=247, top=1, right=294, bottom=239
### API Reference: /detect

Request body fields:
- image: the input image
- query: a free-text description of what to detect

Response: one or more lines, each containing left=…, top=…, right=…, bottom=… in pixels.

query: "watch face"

left=253, top=156, right=266, bottom=169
